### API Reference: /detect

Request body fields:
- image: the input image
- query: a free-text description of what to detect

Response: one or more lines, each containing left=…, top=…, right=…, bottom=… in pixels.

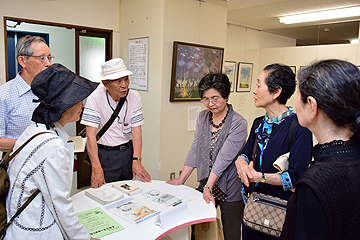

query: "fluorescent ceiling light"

left=279, top=6, right=360, bottom=24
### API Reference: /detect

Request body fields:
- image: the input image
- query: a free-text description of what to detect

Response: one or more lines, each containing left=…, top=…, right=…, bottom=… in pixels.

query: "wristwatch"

left=132, top=156, right=142, bottom=162
left=203, top=184, right=212, bottom=193
left=260, top=172, right=266, bottom=183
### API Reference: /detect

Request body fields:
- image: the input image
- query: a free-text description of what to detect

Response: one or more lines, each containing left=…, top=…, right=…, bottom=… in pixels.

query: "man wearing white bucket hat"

left=81, top=58, right=151, bottom=188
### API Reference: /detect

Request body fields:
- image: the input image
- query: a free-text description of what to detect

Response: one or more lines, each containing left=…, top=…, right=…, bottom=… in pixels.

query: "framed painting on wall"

left=236, top=62, right=253, bottom=92
left=289, top=66, right=296, bottom=75
left=170, top=41, right=224, bottom=102
left=224, top=61, right=236, bottom=92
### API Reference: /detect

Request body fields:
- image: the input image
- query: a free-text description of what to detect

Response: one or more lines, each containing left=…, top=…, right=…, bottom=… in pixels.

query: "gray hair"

left=16, top=35, right=47, bottom=60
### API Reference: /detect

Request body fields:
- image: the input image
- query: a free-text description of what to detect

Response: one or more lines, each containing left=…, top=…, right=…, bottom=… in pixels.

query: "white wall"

left=120, top=0, right=165, bottom=181
left=160, top=0, right=228, bottom=188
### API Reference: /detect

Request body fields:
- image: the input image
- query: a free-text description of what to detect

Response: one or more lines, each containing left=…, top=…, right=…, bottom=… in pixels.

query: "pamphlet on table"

left=77, top=207, right=124, bottom=238
left=104, top=197, right=161, bottom=225
left=85, top=185, right=124, bottom=205
left=112, top=181, right=143, bottom=196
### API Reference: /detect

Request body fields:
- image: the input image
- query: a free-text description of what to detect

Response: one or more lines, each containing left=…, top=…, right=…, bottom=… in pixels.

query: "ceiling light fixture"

left=279, top=5, right=360, bottom=24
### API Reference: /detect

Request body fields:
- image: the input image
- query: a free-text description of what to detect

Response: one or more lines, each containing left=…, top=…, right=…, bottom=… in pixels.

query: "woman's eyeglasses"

left=201, top=96, right=222, bottom=104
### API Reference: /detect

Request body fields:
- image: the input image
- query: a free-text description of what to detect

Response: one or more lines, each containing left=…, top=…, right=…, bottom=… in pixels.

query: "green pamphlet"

left=77, top=207, right=124, bottom=238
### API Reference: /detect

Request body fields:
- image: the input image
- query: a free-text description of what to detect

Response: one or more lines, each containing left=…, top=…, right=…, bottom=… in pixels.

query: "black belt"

left=97, top=140, right=132, bottom=151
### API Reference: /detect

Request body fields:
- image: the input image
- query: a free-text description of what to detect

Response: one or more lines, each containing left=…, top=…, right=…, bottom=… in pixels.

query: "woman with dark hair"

left=281, top=59, right=360, bottom=240
left=167, top=72, right=248, bottom=240
left=5, top=64, right=99, bottom=240
left=235, top=64, right=313, bottom=240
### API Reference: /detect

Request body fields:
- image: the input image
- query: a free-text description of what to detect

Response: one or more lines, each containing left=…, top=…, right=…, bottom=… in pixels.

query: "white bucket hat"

left=99, top=58, right=133, bottom=80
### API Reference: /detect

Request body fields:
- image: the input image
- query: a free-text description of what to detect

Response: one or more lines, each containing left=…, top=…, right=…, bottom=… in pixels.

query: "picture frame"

left=236, top=62, right=253, bottom=92
left=224, top=61, right=236, bottom=92
left=289, top=66, right=296, bottom=75
left=170, top=41, right=224, bottom=102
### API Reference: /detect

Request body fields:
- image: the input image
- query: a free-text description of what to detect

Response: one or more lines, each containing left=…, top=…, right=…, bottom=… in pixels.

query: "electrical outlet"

left=170, top=172, right=175, bottom=179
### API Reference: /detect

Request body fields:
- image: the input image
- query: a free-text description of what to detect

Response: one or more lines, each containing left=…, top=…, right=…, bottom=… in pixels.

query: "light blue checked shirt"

left=0, top=73, right=38, bottom=139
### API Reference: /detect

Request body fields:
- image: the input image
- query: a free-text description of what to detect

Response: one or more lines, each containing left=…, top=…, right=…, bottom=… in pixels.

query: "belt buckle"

left=120, top=145, right=127, bottom=151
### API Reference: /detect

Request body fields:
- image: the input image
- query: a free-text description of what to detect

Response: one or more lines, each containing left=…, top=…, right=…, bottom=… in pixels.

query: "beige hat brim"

left=99, top=69, right=133, bottom=81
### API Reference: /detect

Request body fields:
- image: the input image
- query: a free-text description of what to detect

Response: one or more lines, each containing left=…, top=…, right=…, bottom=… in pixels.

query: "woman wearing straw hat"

left=5, top=64, right=99, bottom=239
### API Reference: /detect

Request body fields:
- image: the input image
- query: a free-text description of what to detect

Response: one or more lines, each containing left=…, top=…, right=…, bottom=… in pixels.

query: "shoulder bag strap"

left=96, top=90, right=129, bottom=140
left=288, top=116, right=298, bottom=149
left=1, top=131, right=48, bottom=239
left=1, top=132, right=48, bottom=167
left=252, top=116, right=264, bottom=162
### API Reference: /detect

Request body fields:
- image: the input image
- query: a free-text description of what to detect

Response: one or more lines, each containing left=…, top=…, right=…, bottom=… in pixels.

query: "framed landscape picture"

left=236, top=62, right=253, bottom=92
left=224, top=61, right=236, bottom=92
left=170, top=41, right=224, bottom=102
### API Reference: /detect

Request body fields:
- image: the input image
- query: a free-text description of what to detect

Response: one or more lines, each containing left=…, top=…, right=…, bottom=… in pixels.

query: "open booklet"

left=104, top=187, right=191, bottom=228
left=104, top=197, right=162, bottom=225
left=138, top=189, right=191, bottom=229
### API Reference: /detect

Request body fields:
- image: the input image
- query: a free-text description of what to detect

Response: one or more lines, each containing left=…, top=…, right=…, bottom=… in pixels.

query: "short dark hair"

left=16, top=35, right=47, bottom=60
left=198, top=73, right=230, bottom=99
left=298, top=59, right=360, bottom=134
left=263, top=64, right=296, bottom=105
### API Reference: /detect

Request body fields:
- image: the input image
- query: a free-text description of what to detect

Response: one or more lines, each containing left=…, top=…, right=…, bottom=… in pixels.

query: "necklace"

left=209, top=105, right=230, bottom=128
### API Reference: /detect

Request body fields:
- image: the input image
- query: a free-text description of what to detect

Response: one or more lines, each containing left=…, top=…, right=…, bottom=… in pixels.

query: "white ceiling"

left=223, top=0, right=360, bottom=45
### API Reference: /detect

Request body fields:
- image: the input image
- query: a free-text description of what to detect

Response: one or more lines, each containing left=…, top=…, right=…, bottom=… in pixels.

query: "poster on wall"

left=128, top=37, right=149, bottom=91
left=224, top=61, right=236, bottom=92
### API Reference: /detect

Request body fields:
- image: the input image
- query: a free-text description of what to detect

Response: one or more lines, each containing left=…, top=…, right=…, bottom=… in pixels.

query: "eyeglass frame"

left=23, top=54, right=55, bottom=63
left=200, top=96, right=222, bottom=104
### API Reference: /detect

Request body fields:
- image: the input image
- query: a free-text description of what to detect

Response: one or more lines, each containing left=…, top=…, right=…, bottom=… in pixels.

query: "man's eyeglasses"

left=201, top=96, right=222, bottom=104
left=24, top=54, right=55, bottom=63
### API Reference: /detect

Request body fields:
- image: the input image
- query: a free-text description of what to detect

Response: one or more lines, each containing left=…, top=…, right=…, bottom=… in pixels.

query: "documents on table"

left=104, top=197, right=161, bottom=225
left=77, top=207, right=124, bottom=238
left=112, top=181, right=143, bottom=196
left=83, top=184, right=191, bottom=229
left=85, top=185, right=124, bottom=205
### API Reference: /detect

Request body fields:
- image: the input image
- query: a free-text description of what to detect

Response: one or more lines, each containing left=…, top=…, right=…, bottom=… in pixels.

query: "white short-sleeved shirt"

left=80, top=87, right=144, bottom=146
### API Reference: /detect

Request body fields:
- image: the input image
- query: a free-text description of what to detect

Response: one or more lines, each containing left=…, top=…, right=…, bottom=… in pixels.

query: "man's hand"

left=235, top=157, right=253, bottom=187
left=91, top=167, right=106, bottom=188
left=132, top=160, right=151, bottom=182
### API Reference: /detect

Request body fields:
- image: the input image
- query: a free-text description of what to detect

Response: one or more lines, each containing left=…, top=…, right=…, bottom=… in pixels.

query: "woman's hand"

left=166, top=178, right=183, bottom=185
left=247, top=161, right=262, bottom=183
left=203, top=188, right=215, bottom=205
left=235, top=157, right=253, bottom=187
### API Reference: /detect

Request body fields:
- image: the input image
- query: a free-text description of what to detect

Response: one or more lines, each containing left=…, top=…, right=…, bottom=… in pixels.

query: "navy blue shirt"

left=241, top=114, right=313, bottom=200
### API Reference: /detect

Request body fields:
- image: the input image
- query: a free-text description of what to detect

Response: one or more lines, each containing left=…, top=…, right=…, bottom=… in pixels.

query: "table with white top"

left=71, top=180, right=216, bottom=240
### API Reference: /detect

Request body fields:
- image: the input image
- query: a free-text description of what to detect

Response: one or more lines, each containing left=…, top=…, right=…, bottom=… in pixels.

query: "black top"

left=281, top=135, right=360, bottom=240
